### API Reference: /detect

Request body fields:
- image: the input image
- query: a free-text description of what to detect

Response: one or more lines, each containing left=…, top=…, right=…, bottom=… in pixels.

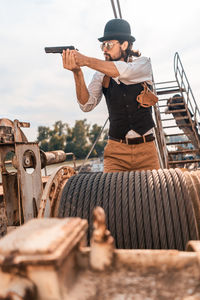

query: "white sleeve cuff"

left=78, top=95, right=98, bottom=112
left=78, top=71, right=104, bottom=112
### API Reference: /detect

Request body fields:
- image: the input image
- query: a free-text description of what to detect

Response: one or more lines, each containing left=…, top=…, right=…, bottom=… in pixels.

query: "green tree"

left=89, top=124, right=101, bottom=144
left=50, top=121, right=68, bottom=137
left=65, top=119, right=90, bottom=158
left=48, top=135, right=65, bottom=151
left=37, top=119, right=107, bottom=159
left=37, top=126, right=50, bottom=142
left=37, top=121, right=68, bottom=152
left=37, top=126, right=50, bottom=151
left=40, top=140, right=49, bottom=152
left=48, top=120, right=68, bottom=151
left=89, top=124, right=108, bottom=157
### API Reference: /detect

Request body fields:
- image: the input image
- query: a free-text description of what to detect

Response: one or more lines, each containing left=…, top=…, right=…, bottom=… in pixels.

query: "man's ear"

left=121, top=41, right=128, bottom=51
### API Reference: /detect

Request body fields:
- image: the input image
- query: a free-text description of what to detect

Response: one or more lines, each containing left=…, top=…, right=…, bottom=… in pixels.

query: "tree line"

left=37, top=120, right=108, bottom=159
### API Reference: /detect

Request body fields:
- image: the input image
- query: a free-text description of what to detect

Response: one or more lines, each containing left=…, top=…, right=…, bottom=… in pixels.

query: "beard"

left=104, top=49, right=125, bottom=61
left=104, top=53, right=112, bottom=61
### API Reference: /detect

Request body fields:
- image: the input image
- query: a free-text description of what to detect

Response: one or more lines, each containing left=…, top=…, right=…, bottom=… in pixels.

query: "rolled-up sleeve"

left=113, top=56, right=153, bottom=85
left=78, top=72, right=104, bottom=112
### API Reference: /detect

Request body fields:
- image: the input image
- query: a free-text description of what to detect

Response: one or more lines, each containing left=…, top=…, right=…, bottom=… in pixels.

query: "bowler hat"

left=98, top=19, right=135, bottom=42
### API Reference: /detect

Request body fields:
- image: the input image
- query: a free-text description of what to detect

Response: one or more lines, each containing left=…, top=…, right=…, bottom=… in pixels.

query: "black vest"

left=102, top=79, right=155, bottom=139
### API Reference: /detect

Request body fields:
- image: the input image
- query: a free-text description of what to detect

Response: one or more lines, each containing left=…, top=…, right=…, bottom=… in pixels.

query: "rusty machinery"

left=1, top=119, right=200, bottom=250
left=1, top=207, right=200, bottom=299
left=1, top=119, right=200, bottom=298
left=58, top=169, right=200, bottom=250
left=0, top=118, right=76, bottom=235
left=1, top=118, right=200, bottom=250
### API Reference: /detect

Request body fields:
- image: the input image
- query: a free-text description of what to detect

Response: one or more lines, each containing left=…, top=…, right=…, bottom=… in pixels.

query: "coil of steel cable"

left=58, top=169, right=199, bottom=250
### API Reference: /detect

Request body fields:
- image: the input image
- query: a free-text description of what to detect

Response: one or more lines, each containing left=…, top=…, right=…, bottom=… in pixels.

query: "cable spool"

left=58, top=169, right=199, bottom=250
left=182, top=170, right=200, bottom=235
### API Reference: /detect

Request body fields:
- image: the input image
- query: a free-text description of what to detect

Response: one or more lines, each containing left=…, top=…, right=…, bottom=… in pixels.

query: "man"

left=62, top=18, right=160, bottom=172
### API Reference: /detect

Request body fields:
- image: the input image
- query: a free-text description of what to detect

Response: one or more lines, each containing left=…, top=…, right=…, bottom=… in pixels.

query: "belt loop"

left=125, top=137, right=128, bottom=144
left=120, top=139, right=123, bottom=143
left=143, top=135, right=146, bottom=143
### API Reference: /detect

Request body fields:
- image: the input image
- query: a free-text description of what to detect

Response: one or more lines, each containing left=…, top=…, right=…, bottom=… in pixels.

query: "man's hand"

left=73, top=51, right=88, bottom=67
left=62, top=49, right=81, bottom=72
left=63, top=49, right=119, bottom=78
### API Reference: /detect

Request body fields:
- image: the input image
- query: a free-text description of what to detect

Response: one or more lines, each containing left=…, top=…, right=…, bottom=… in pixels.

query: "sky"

left=1, top=0, right=200, bottom=141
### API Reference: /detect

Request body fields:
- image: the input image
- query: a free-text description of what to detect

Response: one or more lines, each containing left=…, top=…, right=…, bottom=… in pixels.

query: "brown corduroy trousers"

left=103, top=139, right=160, bottom=173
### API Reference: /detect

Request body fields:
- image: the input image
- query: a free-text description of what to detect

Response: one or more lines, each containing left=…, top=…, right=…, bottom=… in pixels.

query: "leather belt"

left=108, top=134, right=155, bottom=145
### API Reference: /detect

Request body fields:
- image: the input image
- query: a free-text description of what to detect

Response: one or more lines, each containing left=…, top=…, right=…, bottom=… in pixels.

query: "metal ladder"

left=153, top=52, right=200, bottom=169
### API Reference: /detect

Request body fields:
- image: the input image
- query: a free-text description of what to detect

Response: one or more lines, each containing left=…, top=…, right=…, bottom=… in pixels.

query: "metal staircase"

left=153, top=52, right=200, bottom=169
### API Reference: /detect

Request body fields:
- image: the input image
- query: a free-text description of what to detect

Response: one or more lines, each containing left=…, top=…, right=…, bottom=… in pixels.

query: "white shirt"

left=78, top=56, right=154, bottom=138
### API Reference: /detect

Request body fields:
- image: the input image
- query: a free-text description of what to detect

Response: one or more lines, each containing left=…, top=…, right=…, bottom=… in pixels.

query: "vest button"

left=123, top=93, right=126, bottom=97
left=126, top=105, right=129, bottom=108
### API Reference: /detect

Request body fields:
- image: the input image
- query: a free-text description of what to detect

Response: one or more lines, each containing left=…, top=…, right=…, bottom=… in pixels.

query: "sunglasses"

left=100, top=41, right=119, bottom=51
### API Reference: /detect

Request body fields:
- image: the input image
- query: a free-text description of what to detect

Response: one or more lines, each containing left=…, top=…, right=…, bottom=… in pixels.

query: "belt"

left=108, top=134, right=155, bottom=145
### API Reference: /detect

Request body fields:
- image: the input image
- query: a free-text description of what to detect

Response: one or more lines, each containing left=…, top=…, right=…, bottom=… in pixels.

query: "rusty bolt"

left=90, top=207, right=114, bottom=271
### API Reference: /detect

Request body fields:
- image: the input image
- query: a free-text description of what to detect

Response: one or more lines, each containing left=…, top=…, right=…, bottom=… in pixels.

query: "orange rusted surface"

left=0, top=209, right=200, bottom=299
left=38, top=166, right=76, bottom=218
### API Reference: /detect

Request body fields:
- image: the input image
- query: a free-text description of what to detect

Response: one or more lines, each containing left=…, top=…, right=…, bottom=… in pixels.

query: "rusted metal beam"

left=14, top=143, right=43, bottom=223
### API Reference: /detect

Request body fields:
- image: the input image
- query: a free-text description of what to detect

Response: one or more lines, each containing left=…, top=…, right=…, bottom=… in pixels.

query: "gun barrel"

left=44, top=46, right=76, bottom=54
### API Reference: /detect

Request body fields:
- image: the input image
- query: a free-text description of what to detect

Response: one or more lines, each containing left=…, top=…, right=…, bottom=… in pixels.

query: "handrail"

left=151, top=59, right=168, bottom=168
left=174, top=52, right=200, bottom=128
